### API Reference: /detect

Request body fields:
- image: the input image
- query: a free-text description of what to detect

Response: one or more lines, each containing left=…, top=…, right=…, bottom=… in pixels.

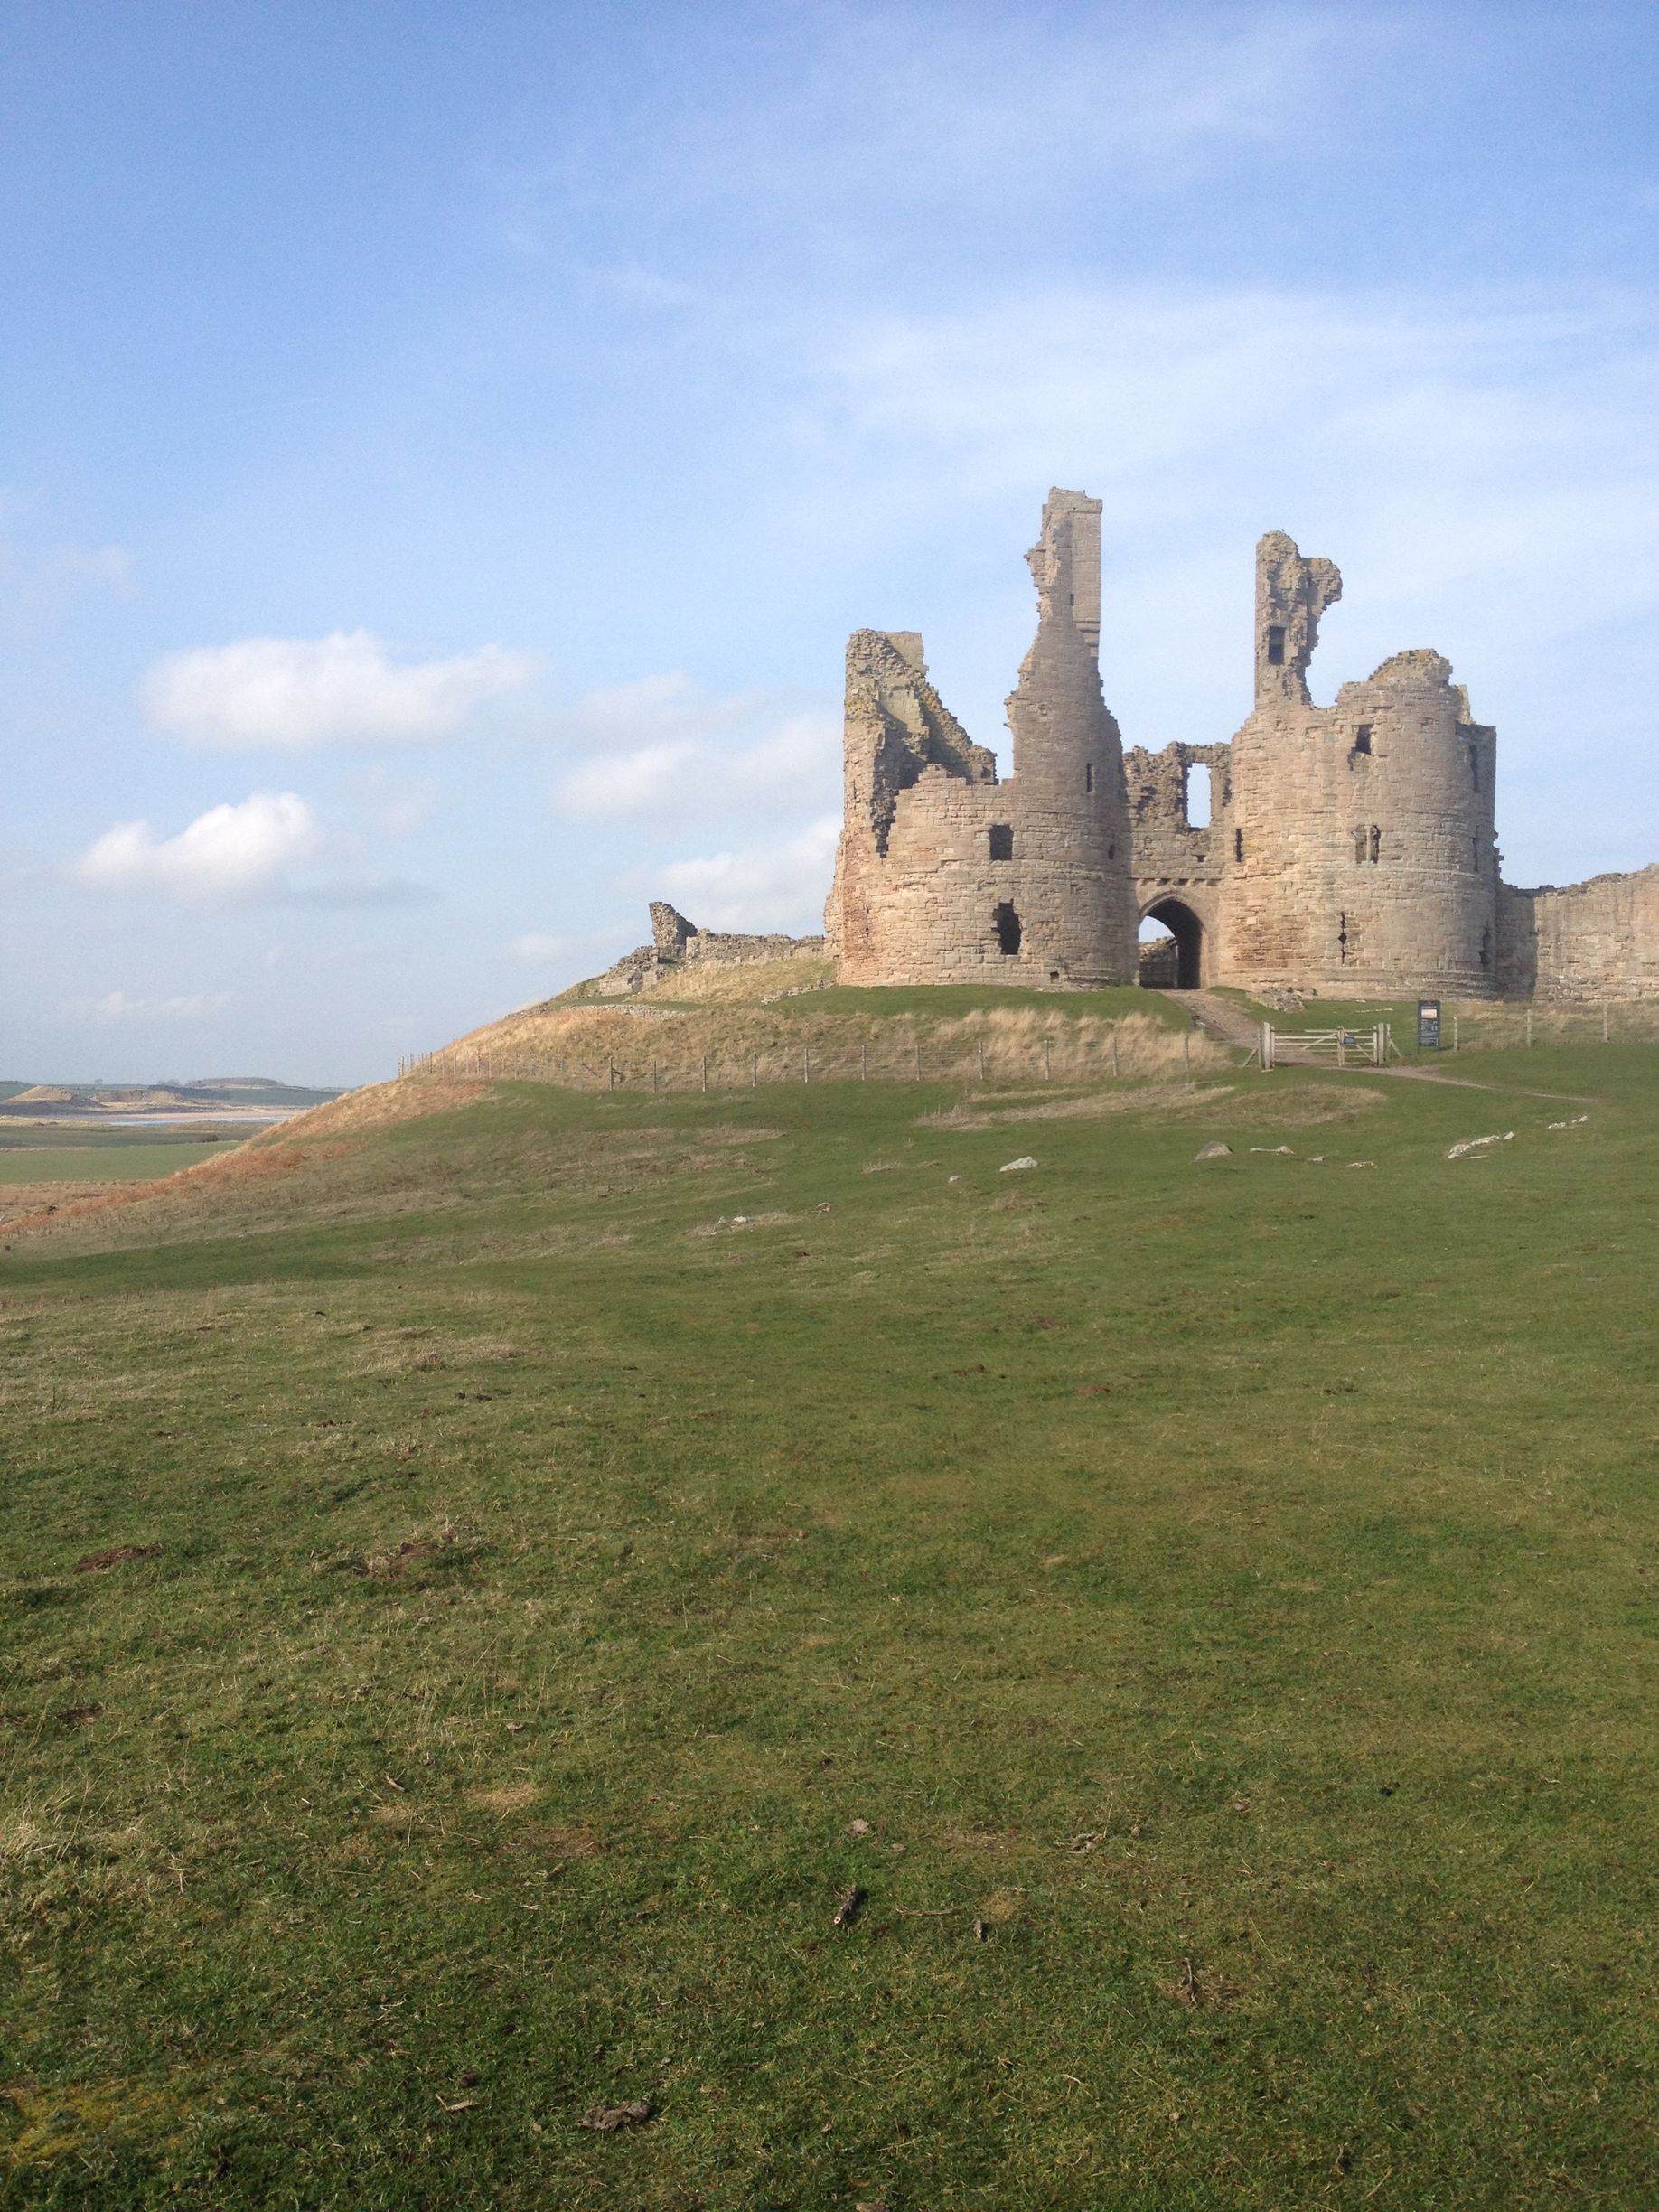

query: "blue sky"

left=4, top=0, right=1656, bottom=1083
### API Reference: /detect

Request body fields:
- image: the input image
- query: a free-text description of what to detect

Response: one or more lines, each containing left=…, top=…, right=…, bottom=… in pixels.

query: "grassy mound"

left=3, top=1043, right=1655, bottom=2205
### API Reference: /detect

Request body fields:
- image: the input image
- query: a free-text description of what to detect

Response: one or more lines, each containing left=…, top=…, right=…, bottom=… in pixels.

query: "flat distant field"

left=0, top=1143, right=234, bottom=1185
left=2, top=1040, right=1655, bottom=2207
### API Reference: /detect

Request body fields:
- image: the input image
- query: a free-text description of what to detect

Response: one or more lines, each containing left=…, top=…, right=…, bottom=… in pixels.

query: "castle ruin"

left=823, top=490, right=1659, bottom=1001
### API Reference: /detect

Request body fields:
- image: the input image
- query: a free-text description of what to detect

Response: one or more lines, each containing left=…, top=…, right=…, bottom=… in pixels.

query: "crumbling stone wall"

left=1497, top=867, right=1659, bottom=999
left=593, top=908, right=825, bottom=998
left=571, top=487, right=1657, bottom=1009
left=824, top=490, right=1138, bottom=988
left=1126, top=740, right=1233, bottom=981
left=1219, top=536, right=1501, bottom=997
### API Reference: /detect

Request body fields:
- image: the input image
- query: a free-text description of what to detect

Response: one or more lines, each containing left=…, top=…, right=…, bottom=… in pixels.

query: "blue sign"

left=1417, top=998, right=1442, bottom=1049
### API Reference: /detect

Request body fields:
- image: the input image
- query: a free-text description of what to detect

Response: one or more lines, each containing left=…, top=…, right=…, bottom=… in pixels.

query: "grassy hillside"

left=2, top=1036, right=1655, bottom=2206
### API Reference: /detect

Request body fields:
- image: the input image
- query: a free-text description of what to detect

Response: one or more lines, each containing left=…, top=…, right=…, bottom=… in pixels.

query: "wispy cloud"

left=652, top=815, right=840, bottom=934
left=143, top=630, right=538, bottom=748
left=64, top=989, right=235, bottom=1020
left=0, top=531, right=132, bottom=637
left=549, top=673, right=838, bottom=823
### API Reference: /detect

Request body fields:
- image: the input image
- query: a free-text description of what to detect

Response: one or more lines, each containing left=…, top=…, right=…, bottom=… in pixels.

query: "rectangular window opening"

left=1084, top=761, right=1094, bottom=793
left=1185, top=761, right=1212, bottom=829
left=1266, top=625, right=1286, bottom=667
left=1353, top=724, right=1373, bottom=755
left=988, top=822, right=1014, bottom=862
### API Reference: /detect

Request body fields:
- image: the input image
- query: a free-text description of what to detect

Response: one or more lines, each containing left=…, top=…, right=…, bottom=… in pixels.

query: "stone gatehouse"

left=822, top=489, right=1659, bottom=1000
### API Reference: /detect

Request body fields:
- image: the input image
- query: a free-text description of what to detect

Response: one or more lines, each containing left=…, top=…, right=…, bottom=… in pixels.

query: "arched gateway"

left=1140, top=897, right=1204, bottom=989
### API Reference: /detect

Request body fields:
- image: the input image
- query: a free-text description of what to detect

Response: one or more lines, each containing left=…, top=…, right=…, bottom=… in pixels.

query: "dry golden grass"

left=415, top=1005, right=1227, bottom=1092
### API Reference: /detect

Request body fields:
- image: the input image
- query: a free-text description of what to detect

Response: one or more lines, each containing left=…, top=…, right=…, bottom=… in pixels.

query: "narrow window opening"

left=1106, top=841, right=1116, bottom=861
left=988, top=822, right=1014, bottom=862
left=1353, top=723, right=1373, bottom=756
left=1369, top=823, right=1382, bottom=863
left=1266, top=624, right=1286, bottom=667
left=1084, top=760, right=1094, bottom=793
left=1472, top=835, right=1480, bottom=871
left=1338, top=912, right=1349, bottom=963
left=1185, top=761, right=1212, bottom=829
left=993, top=902, right=1022, bottom=956
left=1468, top=742, right=1480, bottom=792
left=1234, top=826, right=1244, bottom=863
left=1479, top=924, right=1492, bottom=969
left=1048, top=970, right=1060, bottom=982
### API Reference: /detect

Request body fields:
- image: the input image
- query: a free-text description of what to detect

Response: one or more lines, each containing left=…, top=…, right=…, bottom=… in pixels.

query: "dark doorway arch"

left=1140, top=898, right=1203, bottom=989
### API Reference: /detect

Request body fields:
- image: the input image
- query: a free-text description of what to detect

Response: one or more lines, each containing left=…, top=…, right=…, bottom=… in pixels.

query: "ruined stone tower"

left=819, top=490, right=1658, bottom=1003
left=1220, top=531, right=1502, bottom=996
left=823, top=490, right=1139, bottom=987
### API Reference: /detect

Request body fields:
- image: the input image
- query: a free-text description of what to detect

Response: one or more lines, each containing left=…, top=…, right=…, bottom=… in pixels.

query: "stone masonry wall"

left=1218, top=536, right=1501, bottom=997
left=1497, top=867, right=1659, bottom=999
left=1126, top=740, right=1233, bottom=981
left=592, top=905, right=825, bottom=998
left=825, top=490, right=1138, bottom=988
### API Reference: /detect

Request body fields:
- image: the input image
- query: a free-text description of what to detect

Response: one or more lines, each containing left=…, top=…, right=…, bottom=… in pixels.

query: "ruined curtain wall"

left=1497, top=867, right=1659, bottom=1000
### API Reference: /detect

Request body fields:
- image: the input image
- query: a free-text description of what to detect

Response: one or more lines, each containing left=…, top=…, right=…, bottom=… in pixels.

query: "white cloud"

left=550, top=673, right=838, bottom=822
left=66, top=989, right=234, bottom=1020
left=143, top=629, right=539, bottom=748
left=73, top=792, right=324, bottom=904
left=654, top=815, right=840, bottom=933
left=507, top=932, right=572, bottom=961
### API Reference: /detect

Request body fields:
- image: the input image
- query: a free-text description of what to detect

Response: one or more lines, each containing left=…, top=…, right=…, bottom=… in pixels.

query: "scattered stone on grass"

left=74, top=1543, right=161, bottom=1573
left=1194, top=1141, right=1232, bottom=1159
left=577, top=2100, right=654, bottom=2132
left=1447, top=1131, right=1514, bottom=1159
left=999, top=1156, right=1037, bottom=1173
left=1548, top=1114, right=1590, bottom=1129
left=848, top=1818, right=872, bottom=1836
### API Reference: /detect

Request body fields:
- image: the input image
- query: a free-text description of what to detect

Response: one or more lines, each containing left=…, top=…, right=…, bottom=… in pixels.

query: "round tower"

left=1222, top=533, right=1500, bottom=998
left=826, top=490, right=1138, bottom=987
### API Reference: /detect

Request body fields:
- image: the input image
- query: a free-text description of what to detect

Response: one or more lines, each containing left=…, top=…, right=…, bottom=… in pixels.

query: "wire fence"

left=1401, top=1001, right=1659, bottom=1055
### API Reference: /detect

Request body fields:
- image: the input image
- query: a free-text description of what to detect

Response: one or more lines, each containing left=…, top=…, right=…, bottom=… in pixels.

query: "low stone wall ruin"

left=589, top=903, right=826, bottom=998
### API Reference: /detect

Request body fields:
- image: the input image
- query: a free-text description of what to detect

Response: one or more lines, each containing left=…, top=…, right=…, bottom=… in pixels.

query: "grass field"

left=0, top=1144, right=237, bottom=1186
left=2, top=1035, right=1655, bottom=2207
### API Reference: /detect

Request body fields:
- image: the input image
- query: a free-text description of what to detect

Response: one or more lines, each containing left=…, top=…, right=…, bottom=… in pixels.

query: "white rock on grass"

left=999, top=1156, right=1038, bottom=1173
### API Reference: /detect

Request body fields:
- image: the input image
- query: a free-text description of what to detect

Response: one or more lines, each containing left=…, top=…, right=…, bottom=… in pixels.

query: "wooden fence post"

left=750, top=1053, right=757, bottom=1089
left=1111, top=1034, right=1119, bottom=1079
left=1526, top=1009, right=1532, bottom=1048
left=914, top=1043, right=922, bottom=1082
left=1604, top=1002, right=1610, bottom=1043
left=860, top=1041, right=867, bottom=1082
left=700, top=1055, right=708, bottom=1093
left=977, top=1040, right=985, bottom=1084
left=1043, top=1036, right=1052, bottom=1082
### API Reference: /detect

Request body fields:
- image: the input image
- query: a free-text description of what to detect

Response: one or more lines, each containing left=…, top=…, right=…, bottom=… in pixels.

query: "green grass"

left=0, top=1142, right=239, bottom=1183
left=3, top=1045, right=1656, bottom=2206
